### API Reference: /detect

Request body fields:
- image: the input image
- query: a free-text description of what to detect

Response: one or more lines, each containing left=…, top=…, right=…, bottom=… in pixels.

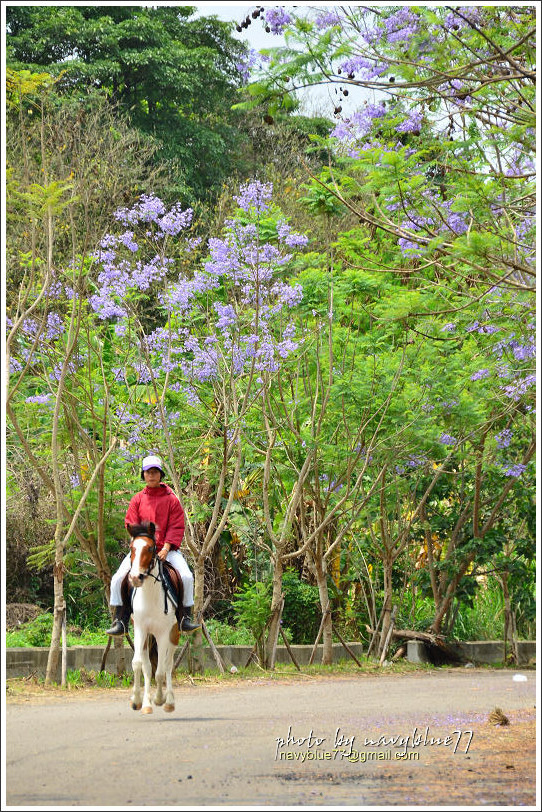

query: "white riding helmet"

left=141, top=454, right=165, bottom=480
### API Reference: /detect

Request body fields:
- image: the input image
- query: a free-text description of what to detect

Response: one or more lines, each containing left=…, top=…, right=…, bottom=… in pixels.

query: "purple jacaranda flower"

left=439, top=433, right=457, bottom=445
left=234, top=180, right=273, bottom=213
left=46, top=312, right=65, bottom=340
left=441, top=323, right=456, bottom=332
left=276, top=220, right=309, bottom=248
left=470, top=369, right=489, bottom=381
left=495, top=429, right=513, bottom=449
left=331, top=103, right=386, bottom=143
left=444, top=7, right=482, bottom=30
left=502, top=374, right=536, bottom=400
left=384, top=7, right=420, bottom=42
left=26, top=393, right=53, bottom=404
left=118, top=231, right=139, bottom=252
left=316, top=10, right=341, bottom=29
left=513, top=342, right=535, bottom=361
left=265, top=7, right=292, bottom=35
left=214, top=302, right=237, bottom=330
left=502, top=463, right=527, bottom=478
left=397, top=110, right=423, bottom=133
left=339, top=55, right=386, bottom=80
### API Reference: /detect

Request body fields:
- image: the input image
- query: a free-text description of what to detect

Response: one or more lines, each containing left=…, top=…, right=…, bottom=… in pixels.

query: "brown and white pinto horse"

left=128, top=522, right=180, bottom=714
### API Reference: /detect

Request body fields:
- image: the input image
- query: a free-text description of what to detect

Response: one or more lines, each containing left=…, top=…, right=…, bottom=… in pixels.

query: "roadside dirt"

left=5, top=669, right=537, bottom=806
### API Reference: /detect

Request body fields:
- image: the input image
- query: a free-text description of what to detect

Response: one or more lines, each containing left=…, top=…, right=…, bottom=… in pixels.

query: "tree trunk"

left=314, top=558, right=333, bottom=665
left=45, top=562, right=65, bottom=684
left=190, top=554, right=206, bottom=673
left=265, top=553, right=284, bottom=668
left=378, top=558, right=394, bottom=657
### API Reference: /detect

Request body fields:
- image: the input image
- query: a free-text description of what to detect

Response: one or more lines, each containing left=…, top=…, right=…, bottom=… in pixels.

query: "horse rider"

left=106, top=454, right=201, bottom=636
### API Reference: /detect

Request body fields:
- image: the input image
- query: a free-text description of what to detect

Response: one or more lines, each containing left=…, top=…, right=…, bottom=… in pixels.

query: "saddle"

left=121, top=561, right=184, bottom=627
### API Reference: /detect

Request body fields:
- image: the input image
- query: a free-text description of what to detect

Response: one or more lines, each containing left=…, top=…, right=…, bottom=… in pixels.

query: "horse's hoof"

left=164, top=704, right=175, bottom=713
left=131, top=702, right=142, bottom=711
left=154, top=697, right=165, bottom=706
left=141, top=706, right=153, bottom=714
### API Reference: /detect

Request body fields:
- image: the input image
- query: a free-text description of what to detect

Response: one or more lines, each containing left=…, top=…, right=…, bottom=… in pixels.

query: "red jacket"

left=125, top=484, right=185, bottom=551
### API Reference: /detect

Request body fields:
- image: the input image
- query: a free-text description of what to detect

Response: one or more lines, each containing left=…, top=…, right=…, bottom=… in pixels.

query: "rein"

left=131, top=535, right=176, bottom=616
left=131, top=535, right=158, bottom=581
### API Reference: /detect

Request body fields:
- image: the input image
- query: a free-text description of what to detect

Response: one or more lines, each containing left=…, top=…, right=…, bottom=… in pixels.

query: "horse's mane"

left=128, top=521, right=156, bottom=540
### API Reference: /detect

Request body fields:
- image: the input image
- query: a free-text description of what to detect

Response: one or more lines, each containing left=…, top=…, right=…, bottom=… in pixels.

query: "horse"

left=127, top=521, right=182, bottom=714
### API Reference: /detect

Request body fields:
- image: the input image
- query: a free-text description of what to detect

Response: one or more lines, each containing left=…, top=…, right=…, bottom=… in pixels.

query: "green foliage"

left=232, top=581, right=272, bottom=648
left=203, top=618, right=254, bottom=647
left=6, top=613, right=54, bottom=647
left=5, top=613, right=109, bottom=648
left=281, top=570, right=321, bottom=644
left=6, top=5, right=249, bottom=202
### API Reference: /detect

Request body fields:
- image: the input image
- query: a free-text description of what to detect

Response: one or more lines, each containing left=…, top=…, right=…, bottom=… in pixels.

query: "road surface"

left=5, top=669, right=537, bottom=807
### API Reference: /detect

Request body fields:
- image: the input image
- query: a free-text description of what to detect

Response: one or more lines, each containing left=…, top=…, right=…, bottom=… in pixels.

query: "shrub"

left=281, top=569, right=321, bottom=644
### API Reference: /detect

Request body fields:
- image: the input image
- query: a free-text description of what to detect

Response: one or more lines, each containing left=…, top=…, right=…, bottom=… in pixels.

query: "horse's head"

left=128, top=522, right=156, bottom=588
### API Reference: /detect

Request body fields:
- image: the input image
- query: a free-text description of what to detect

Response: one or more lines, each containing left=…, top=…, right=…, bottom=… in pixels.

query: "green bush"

left=232, top=581, right=271, bottom=641
left=203, top=618, right=254, bottom=646
left=281, top=570, right=321, bottom=644
left=6, top=613, right=108, bottom=648
left=6, top=612, right=53, bottom=647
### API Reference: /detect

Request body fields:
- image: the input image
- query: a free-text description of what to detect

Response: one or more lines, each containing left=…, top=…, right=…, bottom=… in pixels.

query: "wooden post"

left=174, top=594, right=211, bottom=672
left=333, top=625, right=363, bottom=668
left=173, top=639, right=190, bottom=671
left=309, top=603, right=330, bottom=665
left=379, top=605, right=397, bottom=666
left=280, top=627, right=301, bottom=671
left=201, top=619, right=226, bottom=673
left=100, top=637, right=112, bottom=672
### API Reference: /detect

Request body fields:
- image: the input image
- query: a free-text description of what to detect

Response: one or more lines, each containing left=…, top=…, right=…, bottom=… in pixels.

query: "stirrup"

left=106, top=619, right=127, bottom=636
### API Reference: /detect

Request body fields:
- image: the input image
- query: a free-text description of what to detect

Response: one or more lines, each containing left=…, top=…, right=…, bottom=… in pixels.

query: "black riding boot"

left=105, top=605, right=131, bottom=636
left=180, top=606, right=201, bottom=633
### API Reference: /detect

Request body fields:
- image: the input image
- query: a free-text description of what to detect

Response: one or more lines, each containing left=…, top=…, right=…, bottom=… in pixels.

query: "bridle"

left=130, top=534, right=158, bottom=583
left=129, top=534, right=177, bottom=616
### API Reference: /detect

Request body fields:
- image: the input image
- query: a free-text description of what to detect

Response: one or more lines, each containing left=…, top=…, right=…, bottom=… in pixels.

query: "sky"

left=192, top=2, right=375, bottom=115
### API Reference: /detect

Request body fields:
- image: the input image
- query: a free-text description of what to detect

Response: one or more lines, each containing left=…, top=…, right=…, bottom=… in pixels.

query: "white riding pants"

left=110, top=549, right=194, bottom=607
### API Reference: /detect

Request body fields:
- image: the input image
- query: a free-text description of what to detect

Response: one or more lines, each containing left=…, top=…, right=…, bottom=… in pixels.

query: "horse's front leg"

left=156, top=624, right=177, bottom=712
left=140, top=634, right=153, bottom=714
left=130, top=625, right=144, bottom=711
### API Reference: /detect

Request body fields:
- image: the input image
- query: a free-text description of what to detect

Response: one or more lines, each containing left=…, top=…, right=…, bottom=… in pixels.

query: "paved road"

left=5, top=669, right=537, bottom=807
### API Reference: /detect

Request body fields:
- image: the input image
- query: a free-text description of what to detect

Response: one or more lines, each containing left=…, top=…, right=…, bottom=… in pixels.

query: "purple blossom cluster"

left=338, top=55, right=387, bottom=81
left=502, top=463, right=527, bottom=478
left=91, top=197, right=193, bottom=319
left=444, top=7, right=482, bottom=30
left=113, top=195, right=193, bottom=237
left=315, top=10, right=341, bottom=29
left=331, top=104, right=386, bottom=155
left=502, top=374, right=536, bottom=400
left=264, top=7, right=292, bottom=35
left=236, top=48, right=271, bottom=83
left=495, top=429, right=513, bottom=449
left=92, top=183, right=307, bottom=392
left=234, top=180, right=273, bottom=213
left=439, top=433, right=457, bottom=446
left=396, top=455, right=427, bottom=474
left=383, top=7, right=421, bottom=43
left=397, top=110, right=423, bottom=134
left=470, top=368, right=489, bottom=381
left=25, top=392, right=53, bottom=404
left=276, top=220, right=309, bottom=248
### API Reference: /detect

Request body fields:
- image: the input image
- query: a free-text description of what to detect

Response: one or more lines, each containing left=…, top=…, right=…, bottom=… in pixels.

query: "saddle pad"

left=161, top=561, right=184, bottom=622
